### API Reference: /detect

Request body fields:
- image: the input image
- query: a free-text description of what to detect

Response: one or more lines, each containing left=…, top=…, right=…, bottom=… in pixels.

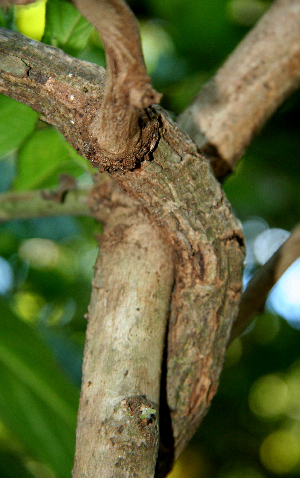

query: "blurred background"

left=0, top=0, right=300, bottom=477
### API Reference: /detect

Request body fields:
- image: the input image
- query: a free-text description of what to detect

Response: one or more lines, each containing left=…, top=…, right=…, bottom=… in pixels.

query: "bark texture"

left=0, top=27, right=245, bottom=458
left=73, top=203, right=174, bottom=478
left=178, top=0, right=300, bottom=179
left=4, top=0, right=300, bottom=468
left=110, top=111, right=245, bottom=457
left=72, top=0, right=161, bottom=170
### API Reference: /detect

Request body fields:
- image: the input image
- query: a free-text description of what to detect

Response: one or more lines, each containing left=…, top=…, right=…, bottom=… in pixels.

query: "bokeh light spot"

left=0, top=256, right=13, bottom=294
left=225, top=337, right=243, bottom=367
left=268, top=258, right=300, bottom=327
left=249, top=374, right=289, bottom=418
left=19, top=238, right=60, bottom=270
left=253, top=228, right=290, bottom=265
left=260, top=430, right=300, bottom=473
left=141, top=21, right=174, bottom=74
left=13, top=291, right=46, bottom=324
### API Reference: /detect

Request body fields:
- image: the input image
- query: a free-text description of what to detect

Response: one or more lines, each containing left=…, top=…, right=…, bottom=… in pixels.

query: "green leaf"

left=0, top=299, right=79, bottom=478
left=0, top=96, right=38, bottom=158
left=14, top=127, right=91, bottom=191
left=42, top=0, right=94, bottom=56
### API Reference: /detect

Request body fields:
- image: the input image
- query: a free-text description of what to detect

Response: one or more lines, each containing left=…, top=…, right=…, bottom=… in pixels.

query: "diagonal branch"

left=230, top=223, right=300, bottom=342
left=178, top=0, right=300, bottom=179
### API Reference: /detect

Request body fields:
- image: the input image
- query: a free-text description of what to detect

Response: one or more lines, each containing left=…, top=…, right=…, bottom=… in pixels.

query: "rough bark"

left=0, top=24, right=245, bottom=460
left=0, top=0, right=35, bottom=4
left=2, top=0, right=298, bottom=471
left=71, top=0, right=161, bottom=170
left=178, top=0, right=300, bottom=179
left=0, top=28, right=106, bottom=160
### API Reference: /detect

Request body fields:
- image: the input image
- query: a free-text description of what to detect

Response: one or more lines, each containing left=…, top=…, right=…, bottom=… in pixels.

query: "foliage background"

left=0, top=1, right=300, bottom=477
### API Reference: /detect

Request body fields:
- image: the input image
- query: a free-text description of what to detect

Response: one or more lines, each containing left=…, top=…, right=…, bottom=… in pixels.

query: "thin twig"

left=230, top=223, right=300, bottom=342
left=0, top=187, right=91, bottom=222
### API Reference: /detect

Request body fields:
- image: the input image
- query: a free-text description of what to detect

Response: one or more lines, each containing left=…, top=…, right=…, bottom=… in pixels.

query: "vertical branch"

left=73, top=201, right=174, bottom=478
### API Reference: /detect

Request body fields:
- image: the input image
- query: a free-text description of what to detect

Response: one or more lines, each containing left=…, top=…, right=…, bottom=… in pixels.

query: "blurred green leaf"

left=42, top=0, right=94, bottom=56
left=0, top=96, right=38, bottom=158
left=0, top=7, right=15, bottom=30
left=146, top=0, right=247, bottom=72
left=0, top=299, right=79, bottom=478
left=14, top=127, right=90, bottom=191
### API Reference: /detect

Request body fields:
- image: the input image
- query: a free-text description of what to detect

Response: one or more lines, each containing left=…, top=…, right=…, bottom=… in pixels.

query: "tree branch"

left=230, top=223, right=300, bottom=342
left=178, top=0, right=300, bottom=179
left=72, top=0, right=162, bottom=170
left=0, top=0, right=35, bottom=4
left=73, top=202, right=174, bottom=478
left=0, top=28, right=106, bottom=168
left=0, top=186, right=91, bottom=222
left=0, top=22, right=245, bottom=461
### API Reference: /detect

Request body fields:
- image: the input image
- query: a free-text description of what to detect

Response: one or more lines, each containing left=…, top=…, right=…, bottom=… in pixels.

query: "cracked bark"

left=0, top=27, right=244, bottom=473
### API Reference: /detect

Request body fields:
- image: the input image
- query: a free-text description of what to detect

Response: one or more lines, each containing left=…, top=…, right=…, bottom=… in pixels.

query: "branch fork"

left=3, top=0, right=298, bottom=475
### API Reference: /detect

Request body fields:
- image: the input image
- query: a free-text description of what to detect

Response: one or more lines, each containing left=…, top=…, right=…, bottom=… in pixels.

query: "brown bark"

left=2, top=0, right=298, bottom=472
left=178, top=0, right=300, bottom=179
left=0, top=15, right=245, bottom=461
left=0, top=0, right=35, bottom=4
left=72, top=0, right=161, bottom=170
